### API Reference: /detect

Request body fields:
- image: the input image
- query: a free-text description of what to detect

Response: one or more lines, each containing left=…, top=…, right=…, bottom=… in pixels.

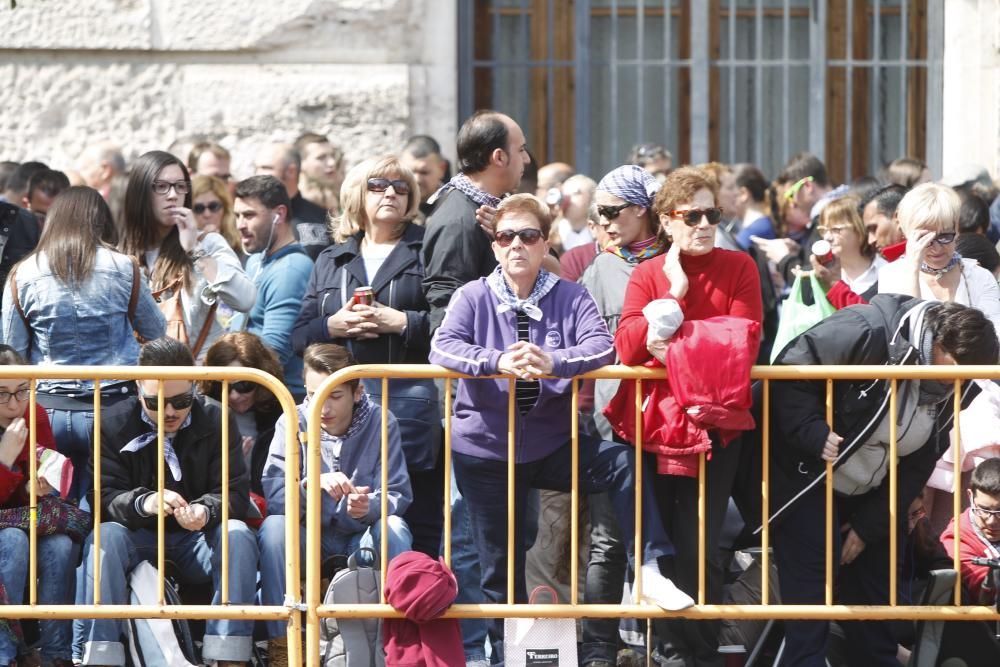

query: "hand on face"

left=170, top=206, right=200, bottom=252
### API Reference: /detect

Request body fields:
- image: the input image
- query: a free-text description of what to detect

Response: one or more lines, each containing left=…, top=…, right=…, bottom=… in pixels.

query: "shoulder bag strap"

left=8, top=268, right=33, bottom=360
left=127, top=257, right=141, bottom=324
left=190, top=301, right=219, bottom=359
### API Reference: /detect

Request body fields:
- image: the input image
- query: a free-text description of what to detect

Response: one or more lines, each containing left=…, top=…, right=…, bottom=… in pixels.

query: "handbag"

left=0, top=494, right=93, bottom=542
left=150, top=273, right=217, bottom=358
left=769, top=272, right=836, bottom=362
left=503, top=586, right=578, bottom=667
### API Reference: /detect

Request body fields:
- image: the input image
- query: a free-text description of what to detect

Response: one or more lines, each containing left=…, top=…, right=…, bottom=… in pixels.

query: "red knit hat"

left=383, top=551, right=464, bottom=666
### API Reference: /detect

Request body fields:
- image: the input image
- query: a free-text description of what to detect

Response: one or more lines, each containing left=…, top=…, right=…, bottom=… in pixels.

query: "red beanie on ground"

left=383, top=551, right=464, bottom=666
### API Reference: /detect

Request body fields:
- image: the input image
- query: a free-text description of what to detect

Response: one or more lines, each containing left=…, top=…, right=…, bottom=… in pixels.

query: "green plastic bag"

left=769, top=272, right=836, bottom=362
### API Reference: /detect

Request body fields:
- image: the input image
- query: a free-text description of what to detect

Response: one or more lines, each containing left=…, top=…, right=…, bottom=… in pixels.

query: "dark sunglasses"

left=665, top=207, right=724, bottom=227
left=229, top=380, right=256, bottom=394
left=139, top=390, right=195, bottom=412
left=495, top=228, right=544, bottom=247
left=367, top=178, right=410, bottom=195
left=192, top=201, right=223, bottom=215
left=597, top=202, right=633, bottom=221
left=931, top=232, right=956, bottom=246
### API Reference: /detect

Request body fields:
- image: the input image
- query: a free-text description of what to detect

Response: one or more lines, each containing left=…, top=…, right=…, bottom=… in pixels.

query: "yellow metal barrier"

left=305, top=363, right=1000, bottom=665
left=6, top=362, right=1000, bottom=666
left=0, top=365, right=303, bottom=667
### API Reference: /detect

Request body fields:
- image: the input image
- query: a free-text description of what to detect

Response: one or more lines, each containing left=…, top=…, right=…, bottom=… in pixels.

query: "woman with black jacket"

left=291, top=155, right=441, bottom=556
left=768, top=296, right=997, bottom=667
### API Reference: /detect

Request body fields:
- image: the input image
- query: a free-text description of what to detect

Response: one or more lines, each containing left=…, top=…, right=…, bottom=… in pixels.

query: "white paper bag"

left=503, top=586, right=579, bottom=667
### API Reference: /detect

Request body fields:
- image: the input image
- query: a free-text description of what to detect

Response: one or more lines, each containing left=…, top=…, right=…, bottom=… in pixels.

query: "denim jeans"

left=45, top=408, right=94, bottom=506
left=0, top=528, right=75, bottom=663
left=75, top=520, right=259, bottom=666
left=581, top=492, right=628, bottom=665
left=446, top=469, right=489, bottom=665
left=453, top=434, right=674, bottom=664
left=258, top=512, right=412, bottom=640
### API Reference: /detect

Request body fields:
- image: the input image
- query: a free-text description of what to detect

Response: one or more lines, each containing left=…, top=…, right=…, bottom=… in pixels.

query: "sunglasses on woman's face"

left=139, top=390, right=195, bottom=412
left=192, top=201, right=223, bottom=215
left=597, top=202, right=632, bottom=221
left=666, top=207, right=724, bottom=227
left=495, top=228, right=545, bottom=247
left=367, top=178, right=411, bottom=195
left=229, top=381, right=256, bottom=395
left=931, top=232, right=957, bottom=246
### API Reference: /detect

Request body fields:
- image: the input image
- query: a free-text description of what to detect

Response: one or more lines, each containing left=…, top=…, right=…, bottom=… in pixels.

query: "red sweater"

left=615, top=249, right=763, bottom=365
left=0, top=404, right=56, bottom=509
left=941, top=508, right=1000, bottom=604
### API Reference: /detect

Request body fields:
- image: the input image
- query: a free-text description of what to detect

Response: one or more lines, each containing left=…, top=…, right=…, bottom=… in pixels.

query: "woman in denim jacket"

left=120, top=150, right=255, bottom=360
left=1, top=187, right=166, bottom=503
left=291, top=156, right=441, bottom=556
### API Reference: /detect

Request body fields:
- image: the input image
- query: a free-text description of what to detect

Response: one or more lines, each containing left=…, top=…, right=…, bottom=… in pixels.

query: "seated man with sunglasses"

left=430, top=193, right=691, bottom=663
left=76, top=337, right=257, bottom=667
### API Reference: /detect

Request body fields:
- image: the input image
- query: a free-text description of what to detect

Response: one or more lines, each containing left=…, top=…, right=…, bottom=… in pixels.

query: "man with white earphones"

left=231, top=175, right=314, bottom=399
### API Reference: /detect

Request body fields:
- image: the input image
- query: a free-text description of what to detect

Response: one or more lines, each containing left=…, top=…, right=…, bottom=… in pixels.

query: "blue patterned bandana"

left=121, top=411, right=193, bottom=481
left=486, top=265, right=559, bottom=321
left=597, top=165, right=661, bottom=208
left=301, top=391, right=376, bottom=473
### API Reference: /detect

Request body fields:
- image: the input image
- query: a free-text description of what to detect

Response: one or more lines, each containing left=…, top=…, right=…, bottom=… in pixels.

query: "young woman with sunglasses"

left=1, top=187, right=166, bottom=504
left=191, top=174, right=241, bottom=257
left=878, top=182, right=1000, bottom=336
left=291, top=155, right=443, bottom=556
left=120, top=151, right=254, bottom=360
left=607, top=166, right=762, bottom=666
left=199, top=332, right=285, bottom=489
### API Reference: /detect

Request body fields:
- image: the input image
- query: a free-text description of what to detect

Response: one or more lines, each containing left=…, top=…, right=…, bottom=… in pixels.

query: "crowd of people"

left=1, top=110, right=1000, bottom=667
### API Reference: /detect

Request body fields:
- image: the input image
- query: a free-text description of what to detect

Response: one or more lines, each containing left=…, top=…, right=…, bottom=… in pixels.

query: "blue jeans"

left=0, top=528, right=75, bottom=663
left=258, top=512, right=412, bottom=640
left=75, top=520, right=258, bottom=666
left=453, top=435, right=674, bottom=664
left=45, top=408, right=95, bottom=506
left=446, top=469, right=489, bottom=664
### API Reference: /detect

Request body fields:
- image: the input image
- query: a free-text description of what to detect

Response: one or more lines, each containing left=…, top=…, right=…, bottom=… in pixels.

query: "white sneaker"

left=636, top=563, right=695, bottom=610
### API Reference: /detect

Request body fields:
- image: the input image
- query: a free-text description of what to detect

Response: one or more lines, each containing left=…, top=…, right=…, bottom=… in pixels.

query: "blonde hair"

left=191, top=175, right=240, bottom=253
left=819, top=195, right=873, bottom=258
left=331, top=156, right=420, bottom=244
left=896, top=182, right=961, bottom=235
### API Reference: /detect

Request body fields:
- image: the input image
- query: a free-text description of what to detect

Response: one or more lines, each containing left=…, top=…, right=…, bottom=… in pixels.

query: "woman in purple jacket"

left=429, top=193, right=690, bottom=662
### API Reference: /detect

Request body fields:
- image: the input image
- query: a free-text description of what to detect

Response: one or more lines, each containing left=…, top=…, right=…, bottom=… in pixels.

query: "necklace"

left=919, top=253, right=961, bottom=276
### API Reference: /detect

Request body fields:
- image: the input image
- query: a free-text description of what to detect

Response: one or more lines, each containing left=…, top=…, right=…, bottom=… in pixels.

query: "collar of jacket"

left=329, top=224, right=423, bottom=293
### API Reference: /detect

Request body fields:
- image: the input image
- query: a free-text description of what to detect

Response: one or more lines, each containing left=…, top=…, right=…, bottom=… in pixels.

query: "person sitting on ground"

left=257, top=342, right=412, bottom=665
left=75, top=337, right=257, bottom=667
left=941, top=457, right=1000, bottom=605
left=0, top=346, right=75, bottom=667
left=429, top=192, right=688, bottom=664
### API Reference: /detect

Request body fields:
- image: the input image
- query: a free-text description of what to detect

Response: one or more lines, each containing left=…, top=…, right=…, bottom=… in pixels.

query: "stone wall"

left=0, top=0, right=457, bottom=178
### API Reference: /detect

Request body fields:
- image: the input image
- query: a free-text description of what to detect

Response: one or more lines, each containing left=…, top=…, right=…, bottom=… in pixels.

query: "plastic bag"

left=769, top=272, right=836, bottom=362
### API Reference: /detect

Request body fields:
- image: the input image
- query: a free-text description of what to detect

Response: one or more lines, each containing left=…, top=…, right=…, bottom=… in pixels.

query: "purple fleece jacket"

left=429, top=277, right=615, bottom=463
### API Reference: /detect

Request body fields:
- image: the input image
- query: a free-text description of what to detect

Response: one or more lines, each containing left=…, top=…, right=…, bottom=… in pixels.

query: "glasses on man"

left=151, top=180, right=191, bottom=196
left=367, top=178, right=410, bottom=195
left=665, top=207, right=724, bottom=227
left=495, top=228, right=544, bottom=247
left=972, top=502, right=1000, bottom=521
left=817, top=225, right=850, bottom=236
left=193, top=201, right=223, bottom=215
left=597, top=202, right=633, bottom=221
left=139, top=389, right=195, bottom=412
left=783, top=176, right=814, bottom=202
left=0, top=388, right=30, bottom=405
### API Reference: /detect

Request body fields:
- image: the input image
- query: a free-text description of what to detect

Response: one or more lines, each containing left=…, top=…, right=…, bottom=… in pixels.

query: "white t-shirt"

left=361, top=240, right=396, bottom=284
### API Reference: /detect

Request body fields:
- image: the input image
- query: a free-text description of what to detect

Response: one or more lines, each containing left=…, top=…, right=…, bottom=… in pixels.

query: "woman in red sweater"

left=610, top=166, right=762, bottom=666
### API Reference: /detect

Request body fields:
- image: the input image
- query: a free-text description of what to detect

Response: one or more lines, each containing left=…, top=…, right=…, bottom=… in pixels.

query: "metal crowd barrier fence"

left=306, top=364, right=1000, bottom=665
left=0, top=365, right=303, bottom=667
left=5, top=364, right=1000, bottom=667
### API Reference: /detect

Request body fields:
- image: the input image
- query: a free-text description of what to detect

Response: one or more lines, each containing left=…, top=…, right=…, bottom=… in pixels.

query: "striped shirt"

left=515, top=311, right=539, bottom=414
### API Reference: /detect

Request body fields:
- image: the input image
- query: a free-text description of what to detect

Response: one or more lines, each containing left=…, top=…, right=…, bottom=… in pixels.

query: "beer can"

left=352, top=286, right=375, bottom=307
left=811, top=240, right=835, bottom=265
